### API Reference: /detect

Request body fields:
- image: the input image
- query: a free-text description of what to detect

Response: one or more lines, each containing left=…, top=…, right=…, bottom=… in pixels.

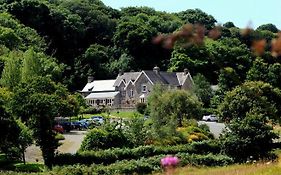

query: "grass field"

left=157, top=154, right=281, bottom=175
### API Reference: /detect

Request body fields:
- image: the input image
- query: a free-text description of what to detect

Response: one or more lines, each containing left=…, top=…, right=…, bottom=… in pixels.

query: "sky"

left=101, top=0, right=281, bottom=29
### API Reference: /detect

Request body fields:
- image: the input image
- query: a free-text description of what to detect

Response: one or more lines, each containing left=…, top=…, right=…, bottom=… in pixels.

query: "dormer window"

left=130, top=89, right=134, bottom=97
left=142, top=85, right=147, bottom=93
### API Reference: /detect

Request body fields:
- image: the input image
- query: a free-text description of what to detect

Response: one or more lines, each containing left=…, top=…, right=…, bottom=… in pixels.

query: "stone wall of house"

left=182, top=75, right=193, bottom=90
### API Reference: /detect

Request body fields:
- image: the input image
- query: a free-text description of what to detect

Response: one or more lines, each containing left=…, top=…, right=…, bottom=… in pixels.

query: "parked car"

left=91, top=116, right=104, bottom=124
left=59, top=121, right=72, bottom=132
left=202, top=114, right=218, bottom=122
left=71, top=121, right=83, bottom=130
left=77, top=119, right=91, bottom=129
left=53, top=124, right=64, bottom=134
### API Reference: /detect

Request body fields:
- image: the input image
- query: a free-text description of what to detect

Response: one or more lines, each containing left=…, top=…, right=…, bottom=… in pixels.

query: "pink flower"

left=161, top=155, right=180, bottom=167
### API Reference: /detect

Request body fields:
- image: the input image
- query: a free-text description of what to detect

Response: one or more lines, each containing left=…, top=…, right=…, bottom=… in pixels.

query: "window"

left=140, top=98, right=145, bottom=103
left=122, top=91, right=126, bottom=97
left=142, top=85, right=147, bottom=93
left=130, top=89, right=134, bottom=97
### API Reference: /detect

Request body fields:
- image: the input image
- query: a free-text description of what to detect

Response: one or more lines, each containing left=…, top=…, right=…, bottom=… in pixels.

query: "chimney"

left=184, top=68, right=189, bottom=75
left=153, top=66, right=160, bottom=74
left=118, top=69, right=124, bottom=76
left=87, top=75, right=94, bottom=83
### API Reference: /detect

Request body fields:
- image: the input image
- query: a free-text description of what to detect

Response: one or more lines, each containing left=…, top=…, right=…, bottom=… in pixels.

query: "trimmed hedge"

left=54, top=140, right=220, bottom=165
left=50, top=153, right=233, bottom=175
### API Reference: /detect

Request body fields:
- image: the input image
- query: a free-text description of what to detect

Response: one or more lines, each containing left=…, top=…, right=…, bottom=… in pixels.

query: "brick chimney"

left=87, top=75, right=94, bottom=83
left=184, top=68, right=189, bottom=75
left=153, top=66, right=160, bottom=74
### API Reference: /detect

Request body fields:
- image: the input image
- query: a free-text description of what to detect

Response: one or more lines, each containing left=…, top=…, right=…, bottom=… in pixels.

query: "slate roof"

left=113, top=72, right=141, bottom=87
left=114, top=70, right=191, bottom=87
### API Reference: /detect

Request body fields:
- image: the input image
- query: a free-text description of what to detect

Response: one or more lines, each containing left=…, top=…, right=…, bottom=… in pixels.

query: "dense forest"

left=0, top=0, right=279, bottom=91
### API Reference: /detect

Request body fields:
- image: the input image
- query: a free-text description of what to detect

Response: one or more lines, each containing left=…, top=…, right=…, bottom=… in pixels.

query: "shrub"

left=51, top=153, right=233, bottom=175
left=54, top=140, right=221, bottom=166
left=79, top=128, right=109, bottom=151
left=136, top=103, right=147, bottom=114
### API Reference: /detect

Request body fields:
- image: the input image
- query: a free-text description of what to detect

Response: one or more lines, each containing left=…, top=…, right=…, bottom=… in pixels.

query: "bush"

left=220, top=113, right=278, bottom=162
left=136, top=103, right=147, bottom=114
left=79, top=127, right=131, bottom=151
left=54, top=140, right=221, bottom=166
left=51, top=153, right=233, bottom=175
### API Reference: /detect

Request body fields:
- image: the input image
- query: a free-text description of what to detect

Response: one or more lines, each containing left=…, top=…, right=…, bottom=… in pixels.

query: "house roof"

left=113, top=72, right=141, bottom=87
left=85, top=92, right=119, bottom=99
left=142, top=71, right=188, bottom=86
left=81, top=80, right=116, bottom=92
left=114, top=70, right=192, bottom=88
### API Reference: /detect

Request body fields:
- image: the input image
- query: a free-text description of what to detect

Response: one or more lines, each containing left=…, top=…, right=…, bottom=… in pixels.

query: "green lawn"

left=110, top=111, right=142, bottom=118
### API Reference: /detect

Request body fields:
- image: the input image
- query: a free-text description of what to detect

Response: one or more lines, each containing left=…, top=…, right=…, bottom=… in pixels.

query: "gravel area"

left=25, top=130, right=87, bottom=162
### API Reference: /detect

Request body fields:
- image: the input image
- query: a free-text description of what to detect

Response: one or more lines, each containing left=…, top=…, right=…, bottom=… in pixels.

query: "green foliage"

left=51, top=152, right=232, bottom=175
left=220, top=113, right=278, bottom=162
left=218, top=81, right=281, bottom=122
left=135, top=102, right=147, bottom=114
left=55, top=140, right=221, bottom=165
left=21, top=48, right=41, bottom=82
left=257, top=23, right=278, bottom=33
left=192, top=74, right=213, bottom=107
left=10, top=76, right=76, bottom=167
left=0, top=51, right=22, bottom=90
left=176, top=8, right=217, bottom=30
left=16, top=120, right=33, bottom=164
left=148, top=84, right=202, bottom=142
left=218, top=67, right=241, bottom=92
left=79, top=125, right=131, bottom=151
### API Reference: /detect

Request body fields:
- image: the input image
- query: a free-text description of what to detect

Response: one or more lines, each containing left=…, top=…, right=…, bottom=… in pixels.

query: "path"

left=25, top=130, right=87, bottom=162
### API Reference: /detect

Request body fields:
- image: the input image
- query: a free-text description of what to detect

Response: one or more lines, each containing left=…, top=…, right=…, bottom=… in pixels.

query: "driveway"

left=25, top=130, right=87, bottom=162
left=57, top=130, right=87, bottom=154
left=198, top=121, right=226, bottom=138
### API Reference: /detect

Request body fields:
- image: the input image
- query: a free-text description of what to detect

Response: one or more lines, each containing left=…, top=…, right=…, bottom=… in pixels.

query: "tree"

left=218, top=81, right=281, bottom=122
left=176, top=9, right=217, bottom=30
left=223, top=22, right=236, bottom=28
left=148, top=85, right=202, bottom=141
left=220, top=113, right=278, bottom=162
left=257, top=23, right=278, bottom=33
left=16, top=119, right=33, bottom=164
left=218, top=67, right=241, bottom=92
left=11, top=76, right=76, bottom=167
left=21, top=48, right=42, bottom=82
left=0, top=51, right=22, bottom=90
left=192, top=74, right=213, bottom=107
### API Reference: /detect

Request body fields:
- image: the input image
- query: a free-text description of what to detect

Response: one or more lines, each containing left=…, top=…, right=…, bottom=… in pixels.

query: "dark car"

left=59, top=121, right=72, bottom=132
left=71, top=121, right=82, bottom=130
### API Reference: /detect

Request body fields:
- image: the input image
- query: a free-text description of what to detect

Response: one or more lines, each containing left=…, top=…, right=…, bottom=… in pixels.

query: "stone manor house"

left=80, top=67, right=193, bottom=108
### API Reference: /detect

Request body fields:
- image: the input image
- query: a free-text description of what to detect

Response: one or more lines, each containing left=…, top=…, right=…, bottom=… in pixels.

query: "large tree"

left=218, top=81, right=281, bottom=122
left=148, top=84, right=202, bottom=141
left=11, top=76, right=77, bottom=167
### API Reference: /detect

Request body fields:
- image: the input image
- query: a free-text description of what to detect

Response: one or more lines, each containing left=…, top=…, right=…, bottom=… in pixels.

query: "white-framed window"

left=130, top=89, right=134, bottom=97
left=140, top=98, right=145, bottom=103
left=142, top=85, right=147, bottom=93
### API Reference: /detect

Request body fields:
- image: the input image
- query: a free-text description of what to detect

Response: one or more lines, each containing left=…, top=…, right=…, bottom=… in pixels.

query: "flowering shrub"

left=161, top=155, right=180, bottom=167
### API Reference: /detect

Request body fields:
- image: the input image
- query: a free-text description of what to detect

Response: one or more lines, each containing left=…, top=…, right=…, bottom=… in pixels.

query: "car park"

left=202, top=114, right=218, bottom=122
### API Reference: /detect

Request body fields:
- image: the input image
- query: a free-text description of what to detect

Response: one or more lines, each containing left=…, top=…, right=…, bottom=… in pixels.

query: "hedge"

left=50, top=153, right=233, bottom=175
left=54, top=140, right=220, bottom=165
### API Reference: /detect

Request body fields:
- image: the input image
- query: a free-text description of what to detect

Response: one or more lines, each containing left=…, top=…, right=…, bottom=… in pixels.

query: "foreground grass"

left=158, top=154, right=281, bottom=175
